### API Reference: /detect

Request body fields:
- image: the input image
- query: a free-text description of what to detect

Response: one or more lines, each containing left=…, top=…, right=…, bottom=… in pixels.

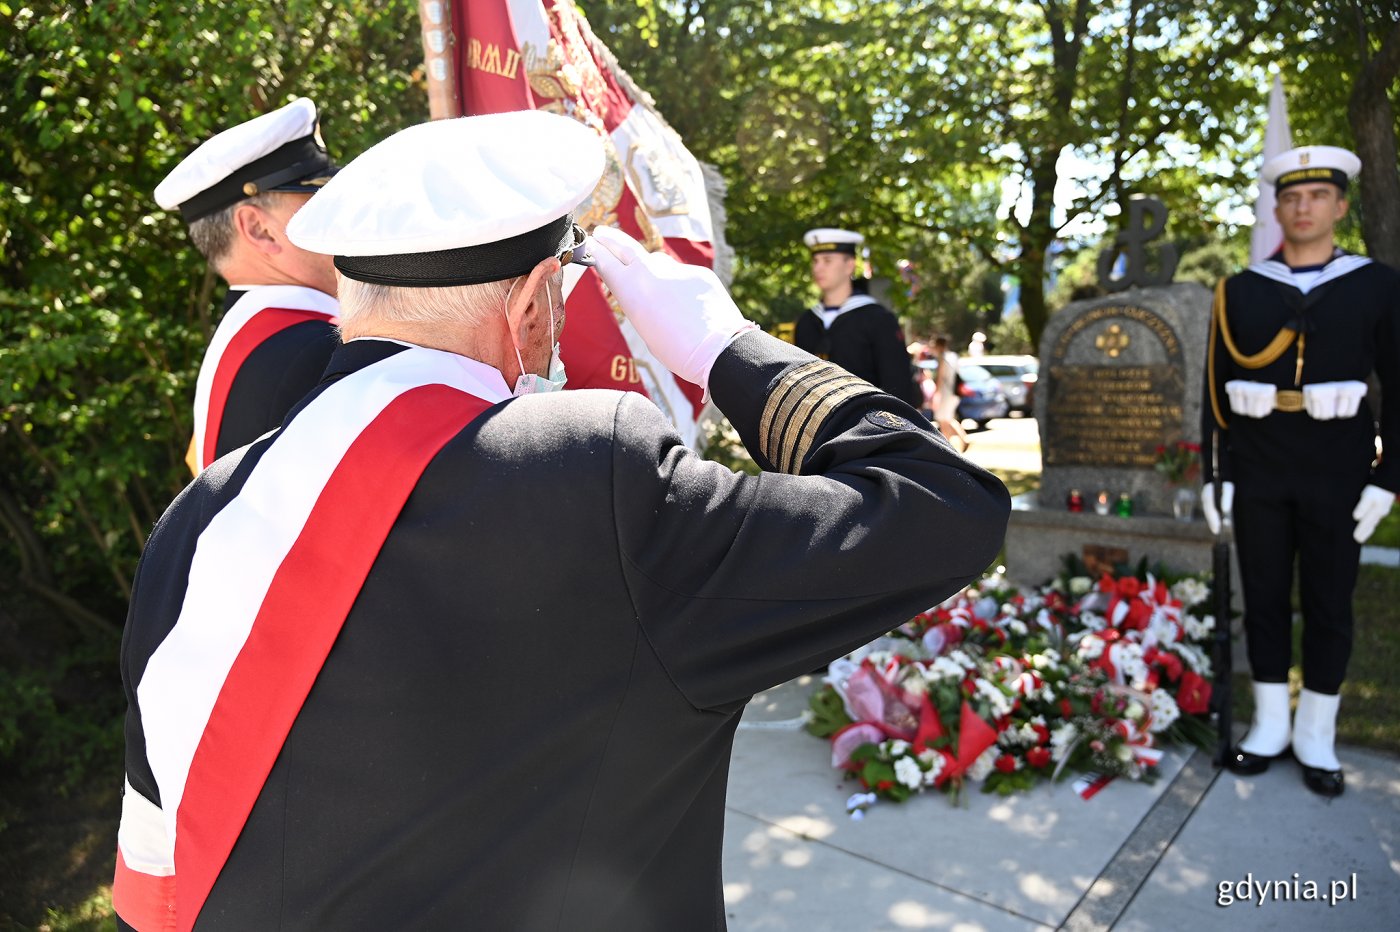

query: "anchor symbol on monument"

left=1095, top=323, right=1130, bottom=358
left=1096, top=195, right=1179, bottom=293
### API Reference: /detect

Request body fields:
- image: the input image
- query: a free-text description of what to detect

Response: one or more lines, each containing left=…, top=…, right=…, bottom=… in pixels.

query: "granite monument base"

left=1004, top=492, right=1242, bottom=613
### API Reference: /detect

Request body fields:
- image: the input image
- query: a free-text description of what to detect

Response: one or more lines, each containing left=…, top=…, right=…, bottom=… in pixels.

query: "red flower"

left=1154, top=650, right=1183, bottom=683
left=1027, top=746, right=1052, bottom=769
left=1032, top=722, right=1050, bottom=745
left=876, top=779, right=895, bottom=792
left=1059, top=698, right=1074, bottom=718
left=1177, top=671, right=1212, bottom=715
left=995, top=754, right=1017, bottom=774
left=1123, top=600, right=1152, bottom=630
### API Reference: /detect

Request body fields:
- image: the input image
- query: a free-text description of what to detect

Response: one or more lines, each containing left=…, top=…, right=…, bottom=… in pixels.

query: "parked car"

left=975, top=355, right=1039, bottom=414
left=917, top=359, right=1009, bottom=428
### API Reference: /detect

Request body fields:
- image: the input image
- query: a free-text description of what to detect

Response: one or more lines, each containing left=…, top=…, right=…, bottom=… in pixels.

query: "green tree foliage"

left=0, top=0, right=426, bottom=788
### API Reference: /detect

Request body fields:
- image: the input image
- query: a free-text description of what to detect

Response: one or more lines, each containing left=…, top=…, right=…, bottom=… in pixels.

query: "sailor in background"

left=154, top=98, right=341, bottom=475
left=793, top=228, right=921, bottom=407
left=1201, top=144, right=1399, bottom=797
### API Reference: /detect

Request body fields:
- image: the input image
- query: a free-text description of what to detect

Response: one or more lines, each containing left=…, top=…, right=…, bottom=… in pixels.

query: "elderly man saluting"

left=112, top=111, right=1009, bottom=932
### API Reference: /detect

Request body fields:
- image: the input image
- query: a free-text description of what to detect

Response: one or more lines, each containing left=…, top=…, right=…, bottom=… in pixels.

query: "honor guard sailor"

left=154, top=98, right=341, bottom=475
left=1201, top=144, right=1400, bottom=798
left=113, top=111, right=1010, bottom=931
left=793, top=228, right=922, bottom=406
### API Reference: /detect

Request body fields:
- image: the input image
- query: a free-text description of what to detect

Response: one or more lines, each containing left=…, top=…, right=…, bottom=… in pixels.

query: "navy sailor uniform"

left=793, top=296, right=922, bottom=407
left=117, top=331, right=1009, bottom=931
left=1202, top=252, right=1400, bottom=693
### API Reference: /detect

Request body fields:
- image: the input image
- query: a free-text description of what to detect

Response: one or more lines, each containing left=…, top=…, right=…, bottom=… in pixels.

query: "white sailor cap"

left=286, top=110, right=605, bottom=287
left=154, top=98, right=337, bottom=223
left=803, top=228, right=863, bottom=255
left=1261, top=145, right=1361, bottom=194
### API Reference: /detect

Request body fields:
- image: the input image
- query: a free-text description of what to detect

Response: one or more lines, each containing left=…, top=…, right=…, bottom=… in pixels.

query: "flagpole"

left=418, top=0, right=460, bottom=119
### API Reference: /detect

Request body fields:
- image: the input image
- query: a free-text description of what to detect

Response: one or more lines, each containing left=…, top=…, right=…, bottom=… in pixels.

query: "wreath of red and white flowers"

left=806, top=562, right=1219, bottom=814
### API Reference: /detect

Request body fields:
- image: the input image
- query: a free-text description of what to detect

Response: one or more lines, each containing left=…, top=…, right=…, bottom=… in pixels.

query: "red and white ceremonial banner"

left=1249, top=75, right=1293, bottom=265
left=444, top=0, right=719, bottom=447
left=115, top=347, right=501, bottom=931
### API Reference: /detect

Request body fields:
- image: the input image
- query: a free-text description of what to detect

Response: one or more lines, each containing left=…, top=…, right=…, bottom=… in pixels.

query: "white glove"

left=1201, top=481, right=1234, bottom=535
left=589, top=226, right=756, bottom=394
left=1225, top=380, right=1276, bottom=418
left=1303, top=382, right=1339, bottom=419
left=1352, top=484, right=1396, bottom=544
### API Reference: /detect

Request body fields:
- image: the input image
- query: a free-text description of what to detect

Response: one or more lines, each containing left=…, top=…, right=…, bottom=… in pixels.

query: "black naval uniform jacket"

left=1201, top=255, right=1400, bottom=493
left=119, top=331, right=1009, bottom=931
left=793, top=300, right=922, bottom=408
left=207, top=287, right=340, bottom=461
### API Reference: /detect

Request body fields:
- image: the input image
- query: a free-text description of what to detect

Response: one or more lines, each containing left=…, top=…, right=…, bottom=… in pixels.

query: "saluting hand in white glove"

left=1352, top=484, right=1396, bottom=544
left=1201, top=481, right=1234, bottom=535
left=588, top=226, right=756, bottom=396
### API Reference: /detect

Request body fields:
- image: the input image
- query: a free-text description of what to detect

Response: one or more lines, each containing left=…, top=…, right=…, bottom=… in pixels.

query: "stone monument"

left=1004, top=196, right=1230, bottom=588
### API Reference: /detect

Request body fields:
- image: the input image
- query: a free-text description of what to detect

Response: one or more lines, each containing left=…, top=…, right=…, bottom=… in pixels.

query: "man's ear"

left=232, top=202, right=283, bottom=258
left=505, top=256, right=562, bottom=342
left=1336, top=196, right=1350, bottom=221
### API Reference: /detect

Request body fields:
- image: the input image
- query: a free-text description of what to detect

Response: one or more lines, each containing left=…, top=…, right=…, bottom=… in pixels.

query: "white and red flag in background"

left=426, top=0, right=730, bottom=447
left=1249, top=75, right=1293, bottom=265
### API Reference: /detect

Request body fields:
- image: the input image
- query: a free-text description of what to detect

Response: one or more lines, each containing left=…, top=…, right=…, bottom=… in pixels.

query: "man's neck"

left=1279, top=239, right=1337, bottom=269
left=820, top=282, right=853, bottom=307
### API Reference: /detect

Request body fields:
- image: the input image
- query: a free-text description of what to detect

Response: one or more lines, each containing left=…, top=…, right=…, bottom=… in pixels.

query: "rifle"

left=1210, top=428, right=1234, bottom=766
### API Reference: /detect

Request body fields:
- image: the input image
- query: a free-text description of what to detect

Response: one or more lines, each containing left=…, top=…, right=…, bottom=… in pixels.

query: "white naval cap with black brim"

left=1261, top=145, right=1361, bottom=194
left=803, top=228, right=863, bottom=256
left=154, top=98, right=338, bottom=223
left=286, top=110, right=606, bottom=288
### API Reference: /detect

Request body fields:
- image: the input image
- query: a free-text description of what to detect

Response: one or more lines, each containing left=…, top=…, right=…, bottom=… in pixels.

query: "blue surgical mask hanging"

left=507, top=278, right=567, bottom=396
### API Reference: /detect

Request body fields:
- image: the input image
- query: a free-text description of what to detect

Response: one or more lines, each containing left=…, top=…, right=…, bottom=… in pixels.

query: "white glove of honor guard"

left=1225, top=380, right=1276, bottom=418
left=1201, top=481, right=1234, bottom=535
left=1352, top=484, right=1396, bottom=544
left=589, top=226, right=756, bottom=395
left=1303, top=381, right=1368, bottom=420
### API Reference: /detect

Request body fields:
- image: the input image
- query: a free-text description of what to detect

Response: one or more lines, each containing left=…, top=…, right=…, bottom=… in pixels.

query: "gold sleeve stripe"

left=759, top=364, right=879, bottom=473
left=759, top=362, right=849, bottom=463
left=784, top=381, right=879, bottom=473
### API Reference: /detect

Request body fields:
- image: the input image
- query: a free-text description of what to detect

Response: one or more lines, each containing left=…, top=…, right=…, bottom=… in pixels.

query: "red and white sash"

left=192, top=285, right=340, bottom=471
left=116, top=345, right=508, bottom=931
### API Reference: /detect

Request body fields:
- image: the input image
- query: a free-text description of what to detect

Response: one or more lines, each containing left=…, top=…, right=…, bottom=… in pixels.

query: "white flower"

left=1079, top=611, right=1107, bottom=632
left=916, top=748, right=945, bottom=786
left=927, top=656, right=965, bottom=681
left=1051, top=722, right=1078, bottom=762
left=1069, top=576, right=1093, bottom=595
left=974, top=677, right=1013, bottom=719
left=1008, top=619, right=1028, bottom=637
left=1175, top=643, right=1213, bottom=677
left=1149, top=689, right=1181, bottom=732
left=888, top=739, right=910, bottom=757
left=948, top=649, right=977, bottom=670
left=1077, top=635, right=1105, bottom=660
left=900, top=668, right=930, bottom=695
left=1184, top=614, right=1215, bottom=641
left=967, top=745, right=1000, bottom=781
left=1171, top=578, right=1210, bottom=608
left=1031, top=649, right=1063, bottom=671
left=895, top=756, right=924, bottom=790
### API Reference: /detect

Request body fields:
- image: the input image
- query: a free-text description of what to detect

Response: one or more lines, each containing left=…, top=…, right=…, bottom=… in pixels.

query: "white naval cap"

left=1261, top=145, right=1361, bottom=193
left=803, top=228, right=863, bottom=255
left=286, top=110, right=606, bottom=287
left=154, top=98, right=337, bottom=222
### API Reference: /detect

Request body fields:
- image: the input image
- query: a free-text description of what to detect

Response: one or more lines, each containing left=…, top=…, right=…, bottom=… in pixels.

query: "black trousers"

left=1232, top=467, right=1367, bottom=695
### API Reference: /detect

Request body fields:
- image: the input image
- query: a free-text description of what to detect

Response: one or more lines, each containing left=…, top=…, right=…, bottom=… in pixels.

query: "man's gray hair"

left=336, top=272, right=563, bottom=340
left=186, top=192, right=287, bottom=269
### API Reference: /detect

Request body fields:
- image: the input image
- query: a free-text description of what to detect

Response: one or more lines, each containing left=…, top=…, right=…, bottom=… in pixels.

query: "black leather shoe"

left=1224, top=745, right=1288, bottom=775
left=1301, top=765, right=1345, bottom=798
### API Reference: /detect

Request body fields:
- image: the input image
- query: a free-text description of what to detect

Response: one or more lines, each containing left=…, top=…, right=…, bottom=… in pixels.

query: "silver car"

left=975, top=355, right=1039, bottom=414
